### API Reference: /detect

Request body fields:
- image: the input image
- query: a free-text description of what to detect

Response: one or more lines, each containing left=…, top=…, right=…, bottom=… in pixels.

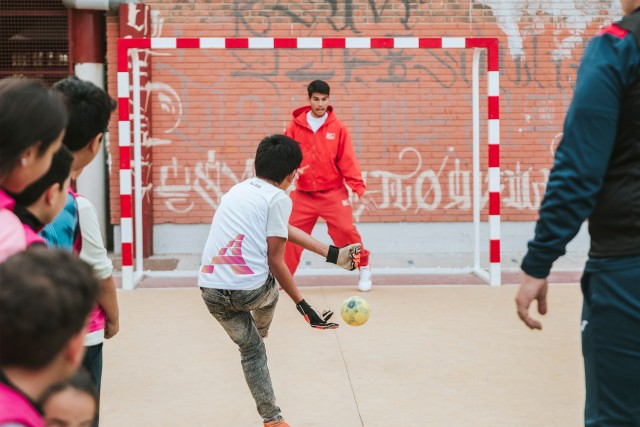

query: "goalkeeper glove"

left=296, top=299, right=339, bottom=329
left=326, top=243, right=361, bottom=271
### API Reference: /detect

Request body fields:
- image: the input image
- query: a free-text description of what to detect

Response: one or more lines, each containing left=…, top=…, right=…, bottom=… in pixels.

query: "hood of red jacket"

left=291, top=105, right=336, bottom=128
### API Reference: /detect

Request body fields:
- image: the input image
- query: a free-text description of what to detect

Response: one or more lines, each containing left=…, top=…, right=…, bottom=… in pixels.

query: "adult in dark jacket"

left=516, top=2, right=640, bottom=425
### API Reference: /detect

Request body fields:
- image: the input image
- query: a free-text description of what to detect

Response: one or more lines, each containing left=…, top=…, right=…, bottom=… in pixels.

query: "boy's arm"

left=287, top=224, right=361, bottom=270
left=99, top=276, right=120, bottom=339
left=77, top=197, right=120, bottom=337
left=267, top=236, right=338, bottom=329
left=268, top=236, right=303, bottom=303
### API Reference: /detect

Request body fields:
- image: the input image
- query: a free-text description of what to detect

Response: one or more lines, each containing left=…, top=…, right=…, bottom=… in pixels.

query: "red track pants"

left=284, top=186, right=370, bottom=275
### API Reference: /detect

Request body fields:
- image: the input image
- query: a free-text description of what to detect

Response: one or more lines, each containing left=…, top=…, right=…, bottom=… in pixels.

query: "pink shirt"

left=0, top=189, right=26, bottom=262
left=0, top=383, right=44, bottom=427
left=22, top=224, right=46, bottom=246
left=87, top=304, right=106, bottom=335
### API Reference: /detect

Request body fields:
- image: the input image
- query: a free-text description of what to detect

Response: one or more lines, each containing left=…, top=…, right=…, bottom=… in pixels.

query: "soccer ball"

left=341, top=296, right=371, bottom=326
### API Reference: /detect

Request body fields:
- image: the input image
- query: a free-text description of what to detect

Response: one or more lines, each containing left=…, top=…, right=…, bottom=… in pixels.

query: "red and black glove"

left=296, top=299, right=339, bottom=329
left=326, top=243, right=361, bottom=271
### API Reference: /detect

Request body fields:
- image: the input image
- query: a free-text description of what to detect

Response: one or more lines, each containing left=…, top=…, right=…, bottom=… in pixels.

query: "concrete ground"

left=100, top=280, right=585, bottom=426
left=101, top=216, right=593, bottom=426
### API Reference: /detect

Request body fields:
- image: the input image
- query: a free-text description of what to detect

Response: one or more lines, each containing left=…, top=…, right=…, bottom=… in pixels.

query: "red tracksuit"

left=284, top=105, right=370, bottom=274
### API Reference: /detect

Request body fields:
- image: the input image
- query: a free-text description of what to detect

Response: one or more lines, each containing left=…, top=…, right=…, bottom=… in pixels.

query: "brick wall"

left=106, top=0, right=622, bottom=226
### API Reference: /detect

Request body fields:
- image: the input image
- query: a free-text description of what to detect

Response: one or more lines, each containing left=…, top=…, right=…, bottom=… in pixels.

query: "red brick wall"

left=106, top=0, right=622, bottom=225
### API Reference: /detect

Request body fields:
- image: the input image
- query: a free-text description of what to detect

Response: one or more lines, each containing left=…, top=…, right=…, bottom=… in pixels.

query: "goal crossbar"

left=116, top=36, right=501, bottom=290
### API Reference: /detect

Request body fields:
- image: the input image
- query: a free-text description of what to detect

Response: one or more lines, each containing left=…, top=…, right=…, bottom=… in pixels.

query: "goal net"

left=116, top=36, right=501, bottom=289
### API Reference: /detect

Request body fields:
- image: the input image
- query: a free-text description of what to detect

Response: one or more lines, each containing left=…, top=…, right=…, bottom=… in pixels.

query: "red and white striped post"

left=117, top=38, right=148, bottom=290
left=485, top=40, right=501, bottom=286
left=117, top=37, right=501, bottom=289
left=467, top=38, right=500, bottom=286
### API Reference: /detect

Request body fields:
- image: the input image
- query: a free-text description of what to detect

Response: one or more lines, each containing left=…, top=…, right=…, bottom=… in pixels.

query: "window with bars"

left=0, top=0, right=71, bottom=86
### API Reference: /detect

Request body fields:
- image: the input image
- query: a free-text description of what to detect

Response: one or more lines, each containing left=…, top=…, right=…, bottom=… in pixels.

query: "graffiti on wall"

left=156, top=150, right=254, bottom=213
left=228, top=0, right=623, bottom=88
left=155, top=147, right=551, bottom=220
left=123, top=1, right=621, bottom=219
left=237, top=0, right=414, bottom=34
left=476, top=0, right=622, bottom=60
left=478, top=0, right=622, bottom=88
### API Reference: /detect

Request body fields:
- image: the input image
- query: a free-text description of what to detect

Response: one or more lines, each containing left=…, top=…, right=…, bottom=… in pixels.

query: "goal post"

left=116, top=36, right=501, bottom=290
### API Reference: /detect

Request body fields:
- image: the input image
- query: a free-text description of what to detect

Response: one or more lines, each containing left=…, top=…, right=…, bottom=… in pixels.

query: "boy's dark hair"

left=53, top=76, right=117, bottom=152
left=255, top=135, right=302, bottom=183
left=13, top=146, right=74, bottom=207
left=40, top=368, right=98, bottom=413
left=307, top=80, right=330, bottom=97
left=0, top=248, right=99, bottom=369
left=0, top=78, right=68, bottom=180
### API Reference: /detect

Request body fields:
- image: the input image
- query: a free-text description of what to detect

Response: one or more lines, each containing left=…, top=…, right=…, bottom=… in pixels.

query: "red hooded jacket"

left=285, top=106, right=366, bottom=197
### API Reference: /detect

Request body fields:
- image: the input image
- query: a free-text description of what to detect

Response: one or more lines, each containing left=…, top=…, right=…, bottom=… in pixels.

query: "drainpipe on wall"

left=62, top=0, right=139, bottom=246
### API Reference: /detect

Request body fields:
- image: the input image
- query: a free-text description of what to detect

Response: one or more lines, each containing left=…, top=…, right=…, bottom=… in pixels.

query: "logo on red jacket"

left=326, top=132, right=336, bottom=140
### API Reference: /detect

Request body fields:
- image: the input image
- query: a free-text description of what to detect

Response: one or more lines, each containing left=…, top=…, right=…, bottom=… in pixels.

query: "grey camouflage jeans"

left=200, top=274, right=281, bottom=422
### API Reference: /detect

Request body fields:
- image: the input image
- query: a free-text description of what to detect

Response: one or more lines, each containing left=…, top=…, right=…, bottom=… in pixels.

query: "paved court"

left=100, top=282, right=585, bottom=427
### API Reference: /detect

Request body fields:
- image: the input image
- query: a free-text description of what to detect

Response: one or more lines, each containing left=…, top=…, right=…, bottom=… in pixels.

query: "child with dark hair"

left=0, top=78, right=68, bottom=194
left=41, top=76, right=117, bottom=253
left=0, top=249, right=99, bottom=427
left=199, top=134, right=338, bottom=427
left=0, top=78, right=68, bottom=262
left=11, top=146, right=74, bottom=247
left=40, top=76, right=119, bottom=427
left=51, top=76, right=116, bottom=167
left=41, top=369, right=98, bottom=427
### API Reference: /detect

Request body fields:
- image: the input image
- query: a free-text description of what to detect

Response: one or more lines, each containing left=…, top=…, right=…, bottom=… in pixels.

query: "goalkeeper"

left=198, top=134, right=356, bottom=427
left=284, top=79, right=377, bottom=292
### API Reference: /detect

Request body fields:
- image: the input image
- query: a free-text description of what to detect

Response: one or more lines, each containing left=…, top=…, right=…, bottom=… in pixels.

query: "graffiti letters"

left=156, top=150, right=254, bottom=212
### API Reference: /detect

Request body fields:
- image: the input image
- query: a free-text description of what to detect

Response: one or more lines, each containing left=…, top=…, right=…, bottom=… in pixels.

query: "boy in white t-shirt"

left=199, top=135, right=338, bottom=427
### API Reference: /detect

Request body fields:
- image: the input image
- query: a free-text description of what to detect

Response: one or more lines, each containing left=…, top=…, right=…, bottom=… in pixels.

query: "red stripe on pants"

left=284, top=187, right=370, bottom=274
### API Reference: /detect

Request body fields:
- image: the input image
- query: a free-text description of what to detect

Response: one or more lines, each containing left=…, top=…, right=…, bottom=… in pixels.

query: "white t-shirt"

left=198, top=178, right=291, bottom=290
left=77, top=196, right=113, bottom=281
left=307, top=111, right=328, bottom=133
left=77, top=196, right=113, bottom=347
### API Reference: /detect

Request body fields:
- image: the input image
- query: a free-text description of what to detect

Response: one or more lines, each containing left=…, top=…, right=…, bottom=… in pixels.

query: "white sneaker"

left=358, top=265, right=372, bottom=292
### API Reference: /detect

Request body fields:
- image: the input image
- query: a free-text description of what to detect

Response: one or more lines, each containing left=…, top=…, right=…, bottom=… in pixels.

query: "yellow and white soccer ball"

left=341, top=296, right=371, bottom=326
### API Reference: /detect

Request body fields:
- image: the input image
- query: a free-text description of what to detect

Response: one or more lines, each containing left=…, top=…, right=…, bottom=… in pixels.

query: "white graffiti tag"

left=156, top=150, right=253, bottom=212
left=155, top=147, right=550, bottom=218
left=475, top=0, right=622, bottom=60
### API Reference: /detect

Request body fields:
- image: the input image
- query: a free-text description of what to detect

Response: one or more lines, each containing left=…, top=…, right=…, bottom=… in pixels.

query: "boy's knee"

left=238, top=332, right=266, bottom=354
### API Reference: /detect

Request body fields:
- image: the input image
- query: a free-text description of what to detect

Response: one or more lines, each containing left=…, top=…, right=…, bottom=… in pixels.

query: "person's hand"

left=105, top=319, right=120, bottom=339
left=359, top=191, right=378, bottom=211
left=296, top=299, right=339, bottom=329
left=515, top=273, right=549, bottom=330
left=326, top=243, right=361, bottom=270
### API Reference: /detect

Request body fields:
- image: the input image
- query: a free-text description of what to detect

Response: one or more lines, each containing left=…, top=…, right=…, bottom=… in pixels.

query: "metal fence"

left=0, top=0, right=71, bottom=86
